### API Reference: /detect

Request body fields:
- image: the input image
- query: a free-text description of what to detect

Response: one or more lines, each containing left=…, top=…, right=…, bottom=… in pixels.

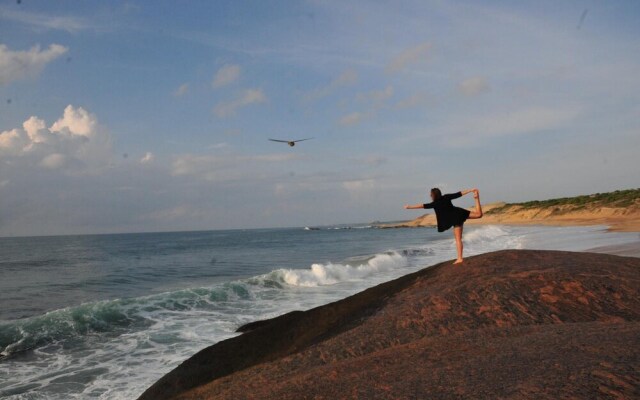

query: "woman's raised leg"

left=468, top=189, right=483, bottom=219
left=453, top=226, right=464, bottom=264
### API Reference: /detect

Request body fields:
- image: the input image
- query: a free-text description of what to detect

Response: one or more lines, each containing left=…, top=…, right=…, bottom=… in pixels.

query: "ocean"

left=0, top=224, right=637, bottom=399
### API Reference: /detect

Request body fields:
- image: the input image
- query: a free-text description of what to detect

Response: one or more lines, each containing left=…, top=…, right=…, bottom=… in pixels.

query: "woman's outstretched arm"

left=404, top=203, right=427, bottom=209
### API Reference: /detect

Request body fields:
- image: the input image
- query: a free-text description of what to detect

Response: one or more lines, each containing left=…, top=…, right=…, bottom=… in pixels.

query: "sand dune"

left=387, top=201, right=640, bottom=232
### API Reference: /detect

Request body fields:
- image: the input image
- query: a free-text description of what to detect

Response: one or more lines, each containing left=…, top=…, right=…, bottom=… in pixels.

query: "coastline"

left=138, top=250, right=640, bottom=399
left=587, top=241, right=640, bottom=258
left=5, top=223, right=638, bottom=399
left=381, top=202, right=640, bottom=233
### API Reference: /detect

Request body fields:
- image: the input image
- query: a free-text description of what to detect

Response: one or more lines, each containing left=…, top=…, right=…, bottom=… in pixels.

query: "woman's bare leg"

left=468, top=189, right=483, bottom=219
left=453, top=226, right=463, bottom=264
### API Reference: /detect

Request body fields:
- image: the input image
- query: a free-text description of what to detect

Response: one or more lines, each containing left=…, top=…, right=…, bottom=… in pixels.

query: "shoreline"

left=381, top=201, right=640, bottom=233
left=381, top=219, right=640, bottom=258
left=5, top=224, right=638, bottom=398
left=587, top=241, right=640, bottom=258
left=464, top=216, right=640, bottom=233
left=138, top=250, right=640, bottom=399
left=383, top=219, right=640, bottom=233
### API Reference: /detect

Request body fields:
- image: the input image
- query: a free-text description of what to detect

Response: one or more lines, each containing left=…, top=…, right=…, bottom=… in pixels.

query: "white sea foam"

left=462, top=225, right=525, bottom=252
left=269, top=251, right=406, bottom=287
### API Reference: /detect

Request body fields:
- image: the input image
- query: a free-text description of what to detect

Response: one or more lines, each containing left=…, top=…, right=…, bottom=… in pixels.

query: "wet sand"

left=588, top=241, right=640, bottom=258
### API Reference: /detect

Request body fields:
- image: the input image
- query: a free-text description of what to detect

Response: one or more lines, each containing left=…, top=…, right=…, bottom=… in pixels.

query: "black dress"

left=423, top=192, right=470, bottom=232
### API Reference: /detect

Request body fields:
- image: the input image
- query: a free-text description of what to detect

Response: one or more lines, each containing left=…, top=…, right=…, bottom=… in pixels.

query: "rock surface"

left=138, top=250, right=640, bottom=400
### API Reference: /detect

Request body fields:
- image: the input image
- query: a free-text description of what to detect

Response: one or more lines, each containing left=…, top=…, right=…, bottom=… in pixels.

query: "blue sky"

left=1, top=0, right=639, bottom=236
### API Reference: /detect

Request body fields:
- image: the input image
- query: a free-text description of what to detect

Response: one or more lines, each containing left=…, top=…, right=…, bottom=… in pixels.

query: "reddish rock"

left=138, top=250, right=640, bottom=400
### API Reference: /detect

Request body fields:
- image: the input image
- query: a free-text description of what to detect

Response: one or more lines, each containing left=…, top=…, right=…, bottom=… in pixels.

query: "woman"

left=404, top=188, right=483, bottom=264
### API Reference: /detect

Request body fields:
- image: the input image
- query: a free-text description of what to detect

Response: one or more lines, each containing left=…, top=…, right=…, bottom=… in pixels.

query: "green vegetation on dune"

left=487, top=188, right=640, bottom=215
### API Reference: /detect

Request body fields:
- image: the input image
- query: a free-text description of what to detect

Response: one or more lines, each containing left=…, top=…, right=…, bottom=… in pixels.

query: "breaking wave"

left=463, top=225, right=524, bottom=249
left=0, top=226, right=520, bottom=360
left=0, top=282, right=254, bottom=358
left=253, top=251, right=407, bottom=287
left=0, top=250, right=416, bottom=358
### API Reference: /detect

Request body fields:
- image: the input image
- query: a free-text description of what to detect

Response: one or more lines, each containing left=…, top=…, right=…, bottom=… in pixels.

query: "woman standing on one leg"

left=404, top=188, right=483, bottom=264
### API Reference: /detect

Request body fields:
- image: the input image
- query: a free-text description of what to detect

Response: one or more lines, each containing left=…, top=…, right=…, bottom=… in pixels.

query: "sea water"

left=0, top=224, right=637, bottom=399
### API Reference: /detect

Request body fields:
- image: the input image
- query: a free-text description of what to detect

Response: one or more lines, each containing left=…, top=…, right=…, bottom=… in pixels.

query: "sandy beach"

left=385, top=201, right=640, bottom=233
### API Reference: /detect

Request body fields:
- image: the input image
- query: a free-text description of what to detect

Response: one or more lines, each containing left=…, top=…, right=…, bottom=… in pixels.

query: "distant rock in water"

left=138, top=250, right=640, bottom=400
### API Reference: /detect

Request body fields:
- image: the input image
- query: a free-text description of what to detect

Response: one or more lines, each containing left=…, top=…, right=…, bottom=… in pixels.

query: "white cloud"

left=172, top=152, right=300, bottom=182
left=333, top=69, right=358, bottom=86
left=385, top=42, right=431, bottom=73
left=305, top=69, right=358, bottom=101
left=357, top=85, right=394, bottom=106
left=51, top=105, right=98, bottom=137
left=207, top=142, right=229, bottom=150
left=339, top=111, right=363, bottom=126
left=0, top=105, right=112, bottom=170
left=457, top=76, right=490, bottom=96
left=442, top=106, right=581, bottom=146
left=0, top=8, right=90, bottom=32
left=213, top=88, right=267, bottom=118
left=352, top=155, right=387, bottom=167
left=23, top=116, right=47, bottom=143
left=253, top=154, right=300, bottom=162
left=342, top=178, right=375, bottom=197
left=339, top=86, right=394, bottom=126
left=212, top=64, right=241, bottom=88
left=0, top=43, right=68, bottom=85
left=140, top=152, right=154, bottom=164
left=394, top=93, right=426, bottom=109
left=173, top=83, right=189, bottom=97
left=40, top=153, right=66, bottom=169
left=0, top=128, right=29, bottom=155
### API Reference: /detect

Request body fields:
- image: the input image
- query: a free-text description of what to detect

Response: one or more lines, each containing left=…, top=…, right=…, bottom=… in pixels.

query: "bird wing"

left=292, top=137, right=315, bottom=143
left=268, top=139, right=290, bottom=143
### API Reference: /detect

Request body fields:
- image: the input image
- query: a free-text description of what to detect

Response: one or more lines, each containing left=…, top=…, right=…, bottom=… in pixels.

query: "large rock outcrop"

left=139, top=250, right=640, bottom=400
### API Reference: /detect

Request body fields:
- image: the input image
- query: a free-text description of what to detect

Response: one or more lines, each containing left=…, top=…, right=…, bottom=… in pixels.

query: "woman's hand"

left=461, top=189, right=476, bottom=196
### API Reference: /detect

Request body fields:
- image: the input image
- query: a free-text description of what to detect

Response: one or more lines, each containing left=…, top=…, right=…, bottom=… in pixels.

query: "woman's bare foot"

left=453, top=258, right=464, bottom=265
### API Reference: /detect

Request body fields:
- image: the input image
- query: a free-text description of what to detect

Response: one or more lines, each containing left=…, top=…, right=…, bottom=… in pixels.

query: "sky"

left=0, top=0, right=639, bottom=236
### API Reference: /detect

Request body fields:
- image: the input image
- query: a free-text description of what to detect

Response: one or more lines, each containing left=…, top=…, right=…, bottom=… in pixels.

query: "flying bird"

left=268, top=138, right=314, bottom=147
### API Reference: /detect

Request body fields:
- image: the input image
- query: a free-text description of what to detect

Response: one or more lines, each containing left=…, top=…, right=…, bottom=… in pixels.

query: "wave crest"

left=0, top=244, right=440, bottom=357
left=262, top=251, right=407, bottom=287
left=0, top=283, right=255, bottom=358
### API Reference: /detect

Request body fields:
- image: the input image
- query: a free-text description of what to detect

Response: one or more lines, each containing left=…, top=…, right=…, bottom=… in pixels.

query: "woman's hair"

left=430, top=188, right=442, bottom=200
